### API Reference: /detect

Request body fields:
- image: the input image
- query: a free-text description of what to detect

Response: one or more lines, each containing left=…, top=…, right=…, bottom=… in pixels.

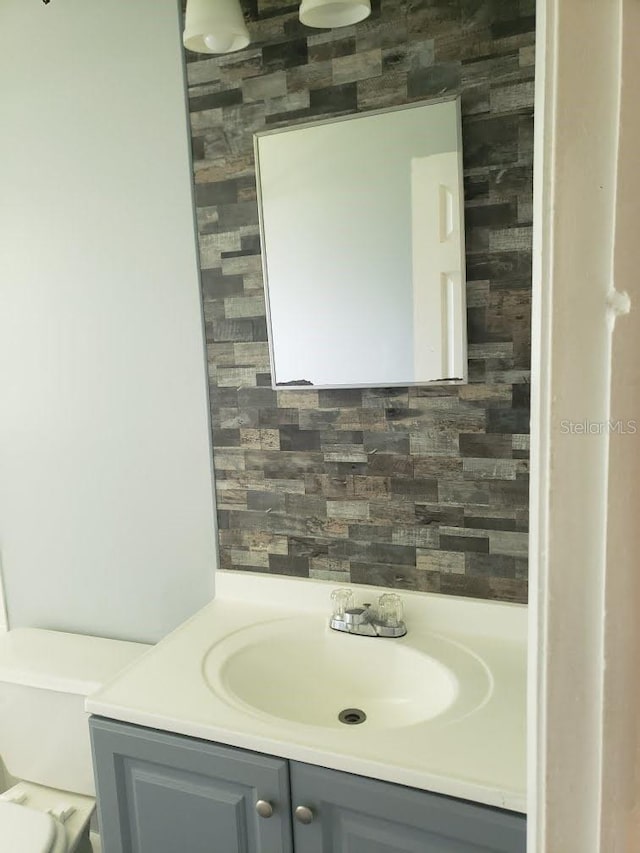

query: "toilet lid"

left=0, top=800, right=63, bottom=853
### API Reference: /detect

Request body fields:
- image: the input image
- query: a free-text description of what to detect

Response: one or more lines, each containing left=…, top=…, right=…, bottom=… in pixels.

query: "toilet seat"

left=0, top=781, right=95, bottom=853
left=0, top=800, right=67, bottom=853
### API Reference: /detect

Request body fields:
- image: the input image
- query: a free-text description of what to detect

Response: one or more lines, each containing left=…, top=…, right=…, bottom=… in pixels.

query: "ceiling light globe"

left=203, top=32, right=234, bottom=53
left=183, top=0, right=250, bottom=54
left=299, top=0, right=371, bottom=28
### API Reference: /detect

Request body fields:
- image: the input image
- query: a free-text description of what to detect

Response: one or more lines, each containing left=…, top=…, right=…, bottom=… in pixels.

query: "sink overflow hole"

left=338, top=708, right=367, bottom=725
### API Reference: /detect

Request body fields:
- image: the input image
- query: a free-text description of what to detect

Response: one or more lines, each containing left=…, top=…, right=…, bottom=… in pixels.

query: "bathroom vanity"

left=86, top=571, right=527, bottom=852
left=90, top=718, right=525, bottom=852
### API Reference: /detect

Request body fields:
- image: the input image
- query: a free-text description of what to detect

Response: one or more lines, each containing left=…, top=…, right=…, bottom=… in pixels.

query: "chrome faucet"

left=329, top=589, right=407, bottom=638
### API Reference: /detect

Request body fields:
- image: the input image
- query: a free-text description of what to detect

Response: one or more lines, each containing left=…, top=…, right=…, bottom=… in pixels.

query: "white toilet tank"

left=0, top=628, right=149, bottom=796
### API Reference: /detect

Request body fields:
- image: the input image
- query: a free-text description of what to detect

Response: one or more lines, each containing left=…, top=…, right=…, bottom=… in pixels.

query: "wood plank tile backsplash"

left=184, top=0, right=534, bottom=602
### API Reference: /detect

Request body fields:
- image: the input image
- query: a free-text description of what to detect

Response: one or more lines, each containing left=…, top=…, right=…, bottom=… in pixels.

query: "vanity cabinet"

left=90, top=718, right=293, bottom=853
left=90, top=717, right=526, bottom=853
left=290, top=761, right=525, bottom=853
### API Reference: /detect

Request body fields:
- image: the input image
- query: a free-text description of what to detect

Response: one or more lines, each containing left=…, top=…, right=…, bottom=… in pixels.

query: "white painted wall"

left=530, top=0, right=640, bottom=848
left=0, top=0, right=218, bottom=643
left=599, top=0, right=640, bottom=846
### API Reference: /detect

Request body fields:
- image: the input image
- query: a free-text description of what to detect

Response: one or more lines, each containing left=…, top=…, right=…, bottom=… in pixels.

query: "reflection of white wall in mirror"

left=411, top=152, right=466, bottom=380
left=258, top=116, right=413, bottom=386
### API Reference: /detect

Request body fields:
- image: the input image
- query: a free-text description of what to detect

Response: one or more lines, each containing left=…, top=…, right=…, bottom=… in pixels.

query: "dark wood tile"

left=185, top=0, right=534, bottom=604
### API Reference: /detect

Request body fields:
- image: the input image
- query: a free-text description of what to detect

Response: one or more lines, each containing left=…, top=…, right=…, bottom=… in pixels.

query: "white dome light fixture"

left=299, top=0, right=371, bottom=28
left=184, top=0, right=250, bottom=54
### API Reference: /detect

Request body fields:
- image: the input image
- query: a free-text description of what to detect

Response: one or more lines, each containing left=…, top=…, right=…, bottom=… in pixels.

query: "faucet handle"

left=330, top=588, right=354, bottom=619
left=377, top=593, right=404, bottom=628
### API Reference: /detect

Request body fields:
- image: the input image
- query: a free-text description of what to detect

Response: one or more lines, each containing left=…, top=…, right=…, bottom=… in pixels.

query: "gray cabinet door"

left=290, top=762, right=526, bottom=853
left=90, top=717, right=293, bottom=853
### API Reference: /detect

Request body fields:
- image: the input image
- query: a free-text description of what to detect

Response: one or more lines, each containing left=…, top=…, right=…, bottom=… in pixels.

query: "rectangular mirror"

left=255, top=97, right=467, bottom=389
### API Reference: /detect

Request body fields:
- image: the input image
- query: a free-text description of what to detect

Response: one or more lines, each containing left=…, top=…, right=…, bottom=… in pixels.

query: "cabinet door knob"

left=294, top=805, right=314, bottom=825
left=255, top=799, right=274, bottom=818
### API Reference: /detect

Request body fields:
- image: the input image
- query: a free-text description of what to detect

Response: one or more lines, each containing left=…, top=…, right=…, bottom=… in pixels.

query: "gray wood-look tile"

left=183, top=0, right=534, bottom=604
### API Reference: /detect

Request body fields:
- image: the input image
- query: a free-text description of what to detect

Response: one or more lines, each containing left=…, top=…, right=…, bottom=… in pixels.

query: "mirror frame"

left=253, top=95, right=468, bottom=391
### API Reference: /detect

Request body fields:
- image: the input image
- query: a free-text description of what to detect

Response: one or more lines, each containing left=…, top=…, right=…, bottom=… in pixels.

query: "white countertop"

left=87, top=571, right=527, bottom=813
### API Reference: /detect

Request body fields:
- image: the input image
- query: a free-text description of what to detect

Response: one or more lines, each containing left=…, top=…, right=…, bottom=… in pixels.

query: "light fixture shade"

left=184, top=0, right=250, bottom=54
left=299, top=0, right=370, bottom=28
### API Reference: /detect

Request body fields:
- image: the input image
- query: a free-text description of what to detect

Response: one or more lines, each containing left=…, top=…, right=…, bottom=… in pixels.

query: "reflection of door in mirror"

left=255, top=97, right=467, bottom=390
left=411, top=151, right=465, bottom=381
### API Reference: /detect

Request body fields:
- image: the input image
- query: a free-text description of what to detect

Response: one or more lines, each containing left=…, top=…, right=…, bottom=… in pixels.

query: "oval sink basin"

left=203, top=616, right=490, bottom=730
